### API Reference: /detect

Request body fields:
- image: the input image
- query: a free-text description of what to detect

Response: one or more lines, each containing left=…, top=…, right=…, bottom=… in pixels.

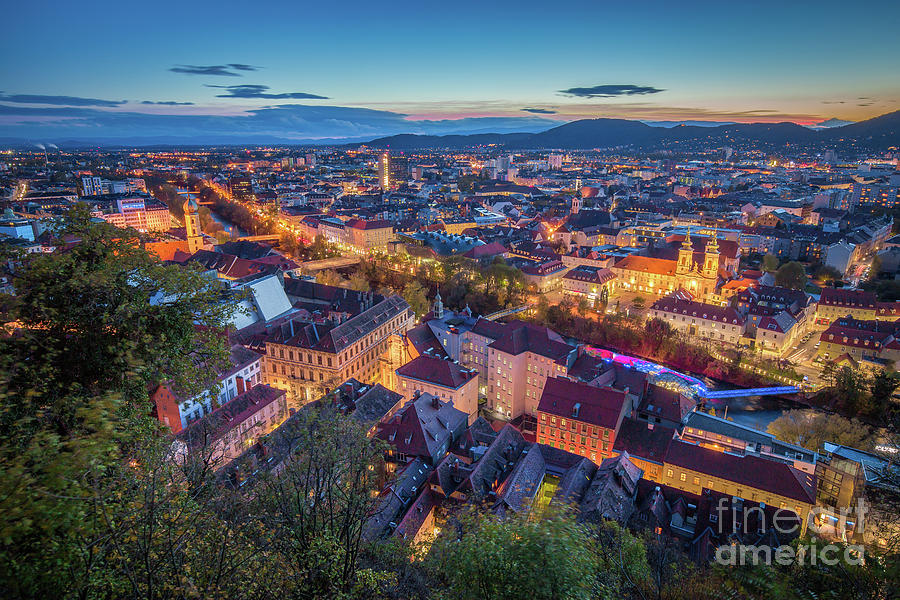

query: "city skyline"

left=2, top=0, right=899, bottom=142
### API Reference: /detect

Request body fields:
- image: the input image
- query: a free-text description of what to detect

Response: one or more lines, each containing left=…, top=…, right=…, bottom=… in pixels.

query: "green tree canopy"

left=774, top=261, right=808, bottom=290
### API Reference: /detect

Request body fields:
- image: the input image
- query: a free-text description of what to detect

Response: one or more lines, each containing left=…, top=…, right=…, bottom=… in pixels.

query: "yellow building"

left=657, top=440, right=817, bottom=535
left=611, top=230, right=723, bottom=301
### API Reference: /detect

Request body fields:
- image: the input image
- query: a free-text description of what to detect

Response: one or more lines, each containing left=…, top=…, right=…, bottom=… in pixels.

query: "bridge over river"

left=583, top=346, right=799, bottom=400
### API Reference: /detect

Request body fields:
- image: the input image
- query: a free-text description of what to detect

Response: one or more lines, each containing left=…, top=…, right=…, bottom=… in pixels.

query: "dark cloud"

left=821, top=100, right=846, bottom=104
left=522, top=107, right=556, bottom=114
left=208, top=84, right=328, bottom=100
left=558, top=84, right=665, bottom=98
left=0, top=92, right=125, bottom=107
left=169, top=64, right=259, bottom=77
left=141, top=100, right=195, bottom=106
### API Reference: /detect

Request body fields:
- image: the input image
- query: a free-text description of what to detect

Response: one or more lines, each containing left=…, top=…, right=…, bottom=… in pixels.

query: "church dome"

left=183, top=196, right=199, bottom=214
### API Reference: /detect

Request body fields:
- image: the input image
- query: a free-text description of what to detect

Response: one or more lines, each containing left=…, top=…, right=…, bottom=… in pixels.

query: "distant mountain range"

left=360, top=110, right=900, bottom=152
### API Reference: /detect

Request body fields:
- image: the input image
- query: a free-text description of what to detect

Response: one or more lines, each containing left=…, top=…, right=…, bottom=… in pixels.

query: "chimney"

left=431, top=395, right=440, bottom=409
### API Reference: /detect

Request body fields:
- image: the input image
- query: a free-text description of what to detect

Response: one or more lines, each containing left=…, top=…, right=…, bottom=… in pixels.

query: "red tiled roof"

left=613, top=418, right=675, bottom=464
left=396, top=355, right=476, bottom=390
left=463, top=241, right=508, bottom=259
left=818, top=288, right=877, bottom=309
left=346, top=218, right=392, bottom=230
left=613, top=255, right=676, bottom=277
left=489, top=321, right=574, bottom=362
left=470, top=317, right=508, bottom=340
left=651, top=297, right=744, bottom=324
left=664, top=440, right=816, bottom=504
left=537, top=377, right=627, bottom=430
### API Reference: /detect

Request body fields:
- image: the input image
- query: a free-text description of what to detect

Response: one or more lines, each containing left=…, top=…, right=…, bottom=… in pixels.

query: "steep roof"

left=818, top=287, right=877, bottom=309
left=177, top=384, right=285, bottom=450
left=537, top=377, right=628, bottom=430
left=613, top=418, right=675, bottom=465
left=489, top=321, right=574, bottom=362
left=664, top=440, right=817, bottom=505
left=579, top=453, right=643, bottom=524
left=396, top=355, right=477, bottom=390
left=613, top=255, right=676, bottom=277
left=377, top=393, right=468, bottom=461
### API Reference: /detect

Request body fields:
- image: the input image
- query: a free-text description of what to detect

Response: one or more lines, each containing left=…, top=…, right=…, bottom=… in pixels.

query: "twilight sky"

left=2, top=0, right=899, bottom=142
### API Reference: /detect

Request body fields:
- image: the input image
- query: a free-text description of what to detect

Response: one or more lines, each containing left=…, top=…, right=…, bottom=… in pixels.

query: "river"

left=207, top=209, right=249, bottom=238
left=177, top=188, right=249, bottom=238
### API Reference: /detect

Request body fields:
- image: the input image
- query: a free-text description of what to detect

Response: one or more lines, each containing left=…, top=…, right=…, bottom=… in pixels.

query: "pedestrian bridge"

left=699, top=386, right=800, bottom=399
left=582, top=346, right=800, bottom=399
left=300, top=256, right=362, bottom=272
left=484, top=305, right=529, bottom=321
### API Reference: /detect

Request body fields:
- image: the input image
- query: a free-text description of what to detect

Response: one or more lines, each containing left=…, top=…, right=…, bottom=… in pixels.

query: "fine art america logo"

left=713, top=498, right=866, bottom=566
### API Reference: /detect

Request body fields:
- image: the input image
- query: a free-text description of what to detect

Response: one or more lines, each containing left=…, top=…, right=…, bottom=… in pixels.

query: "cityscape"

left=1, top=1, right=900, bottom=599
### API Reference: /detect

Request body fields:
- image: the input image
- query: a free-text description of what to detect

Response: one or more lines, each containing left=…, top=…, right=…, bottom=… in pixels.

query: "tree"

left=869, top=369, right=899, bottom=417
left=774, top=261, right=808, bottom=290
left=767, top=410, right=873, bottom=450
left=870, top=254, right=883, bottom=281
left=309, top=234, right=338, bottom=260
left=762, top=253, right=780, bottom=272
left=347, top=270, right=371, bottom=292
left=252, top=406, right=392, bottom=598
left=316, top=269, right=346, bottom=287
left=632, top=295, right=645, bottom=309
left=279, top=230, right=300, bottom=256
left=427, top=508, right=597, bottom=600
left=577, top=296, right=590, bottom=317
left=814, top=264, right=843, bottom=284
left=402, top=280, right=430, bottom=318
left=0, top=208, right=236, bottom=597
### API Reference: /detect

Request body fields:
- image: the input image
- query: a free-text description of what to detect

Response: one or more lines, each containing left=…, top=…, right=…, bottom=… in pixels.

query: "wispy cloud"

left=141, top=100, right=194, bottom=106
left=0, top=92, right=125, bottom=107
left=169, top=64, right=260, bottom=77
left=522, top=107, right=556, bottom=114
left=207, top=84, right=328, bottom=100
left=558, top=84, right=665, bottom=98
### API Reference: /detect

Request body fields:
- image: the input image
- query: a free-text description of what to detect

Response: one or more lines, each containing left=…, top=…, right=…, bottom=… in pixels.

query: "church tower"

left=702, top=229, right=720, bottom=279
left=433, top=290, right=444, bottom=320
left=676, top=228, right=694, bottom=275
left=570, top=194, right=581, bottom=215
left=184, top=197, right=203, bottom=254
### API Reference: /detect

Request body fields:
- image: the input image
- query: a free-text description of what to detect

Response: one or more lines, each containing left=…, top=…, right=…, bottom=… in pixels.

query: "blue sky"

left=2, top=0, right=899, bottom=142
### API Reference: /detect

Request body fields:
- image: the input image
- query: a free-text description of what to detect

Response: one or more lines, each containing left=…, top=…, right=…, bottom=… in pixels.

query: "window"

left=667, top=469, right=673, bottom=478
left=679, top=473, right=686, bottom=482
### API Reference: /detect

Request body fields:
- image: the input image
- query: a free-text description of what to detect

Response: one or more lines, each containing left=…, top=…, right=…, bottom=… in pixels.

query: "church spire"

left=676, top=227, right=694, bottom=274
left=433, top=290, right=444, bottom=319
left=702, top=228, right=720, bottom=279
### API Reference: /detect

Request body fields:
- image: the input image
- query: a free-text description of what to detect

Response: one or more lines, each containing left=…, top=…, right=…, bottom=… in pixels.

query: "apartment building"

left=172, top=384, right=288, bottom=467
left=536, top=377, right=630, bottom=463
left=256, top=295, right=414, bottom=404
left=152, top=345, right=264, bottom=433
left=395, top=354, right=479, bottom=423
left=649, top=296, right=747, bottom=346
left=658, top=440, right=817, bottom=535
left=486, top=321, right=577, bottom=419
left=562, top=265, right=617, bottom=303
